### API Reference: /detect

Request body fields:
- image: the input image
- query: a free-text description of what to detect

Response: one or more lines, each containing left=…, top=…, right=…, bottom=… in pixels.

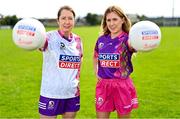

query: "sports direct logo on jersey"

left=59, top=55, right=81, bottom=69
left=98, top=53, right=120, bottom=68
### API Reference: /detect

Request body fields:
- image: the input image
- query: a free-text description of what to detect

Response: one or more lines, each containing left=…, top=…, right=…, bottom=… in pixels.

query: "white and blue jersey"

left=40, top=30, right=83, bottom=99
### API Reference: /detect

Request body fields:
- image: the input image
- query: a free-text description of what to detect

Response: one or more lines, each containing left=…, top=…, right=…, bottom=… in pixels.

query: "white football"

left=129, top=21, right=161, bottom=52
left=12, top=18, right=46, bottom=50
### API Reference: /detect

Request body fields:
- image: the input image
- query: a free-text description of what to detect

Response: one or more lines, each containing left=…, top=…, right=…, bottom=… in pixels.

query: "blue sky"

left=0, top=0, right=179, bottom=18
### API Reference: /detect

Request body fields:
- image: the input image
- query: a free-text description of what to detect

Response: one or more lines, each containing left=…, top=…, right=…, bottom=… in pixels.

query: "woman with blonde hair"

left=93, top=5, right=138, bottom=118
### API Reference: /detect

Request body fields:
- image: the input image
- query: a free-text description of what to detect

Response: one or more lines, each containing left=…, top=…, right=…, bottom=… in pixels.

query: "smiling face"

left=106, top=12, right=124, bottom=38
left=57, top=9, right=75, bottom=36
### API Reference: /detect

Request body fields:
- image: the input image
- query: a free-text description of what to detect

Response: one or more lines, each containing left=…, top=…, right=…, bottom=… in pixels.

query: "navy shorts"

left=39, top=95, right=80, bottom=116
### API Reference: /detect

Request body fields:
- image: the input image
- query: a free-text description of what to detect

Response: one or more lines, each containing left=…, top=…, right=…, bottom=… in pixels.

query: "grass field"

left=0, top=26, right=180, bottom=118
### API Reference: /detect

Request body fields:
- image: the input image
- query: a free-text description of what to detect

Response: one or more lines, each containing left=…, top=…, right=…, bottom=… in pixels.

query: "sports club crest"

left=48, top=101, right=55, bottom=110
left=60, top=42, right=65, bottom=49
left=98, top=42, right=104, bottom=49
left=96, top=97, right=103, bottom=105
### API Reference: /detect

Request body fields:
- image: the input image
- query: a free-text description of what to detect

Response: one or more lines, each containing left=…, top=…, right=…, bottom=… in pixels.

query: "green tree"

left=85, top=13, right=102, bottom=25
left=0, top=15, right=19, bottom=27
left=137, top=15, right=148, bottom=21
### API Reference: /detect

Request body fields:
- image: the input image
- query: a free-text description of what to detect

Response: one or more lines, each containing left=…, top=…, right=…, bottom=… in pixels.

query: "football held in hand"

left=129, top=21, right=161, bottom=52
left=12, top=18, right=46, bottom=50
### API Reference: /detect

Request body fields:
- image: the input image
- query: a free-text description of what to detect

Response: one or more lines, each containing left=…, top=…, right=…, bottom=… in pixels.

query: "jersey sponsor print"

left=98, top=53, right=120, bottom=68
left=59, top=55, right=81, bottom=69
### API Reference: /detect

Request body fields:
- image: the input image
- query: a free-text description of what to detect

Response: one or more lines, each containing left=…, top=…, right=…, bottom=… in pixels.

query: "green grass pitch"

left=0, top=26, right=180, bottom=118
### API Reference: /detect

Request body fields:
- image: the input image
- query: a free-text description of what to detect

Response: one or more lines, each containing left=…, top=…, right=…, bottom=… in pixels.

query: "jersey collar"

left=58, top=30, right=73, bottom=42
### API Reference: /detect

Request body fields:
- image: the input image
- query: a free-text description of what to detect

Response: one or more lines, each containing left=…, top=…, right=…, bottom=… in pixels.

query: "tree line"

left=0, top=15, right=19, bottom=27
left=0, top=13, right=151, bottom=27
left=0, top=13, right=103, bottom=27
